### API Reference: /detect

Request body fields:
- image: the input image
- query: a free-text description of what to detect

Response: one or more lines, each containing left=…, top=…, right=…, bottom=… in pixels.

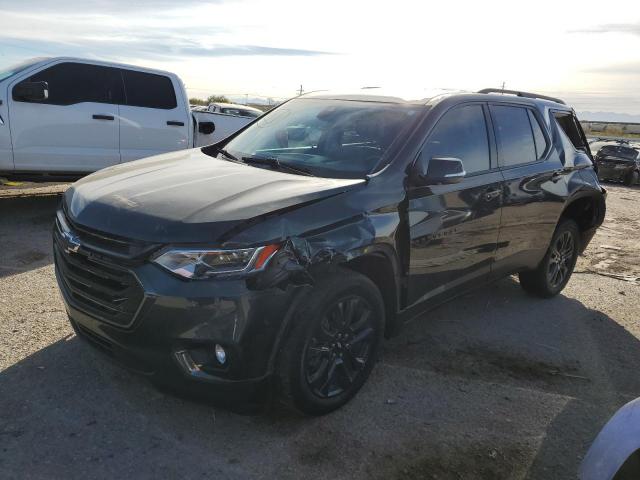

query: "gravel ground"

left=0, top=181, right=638, bottom=480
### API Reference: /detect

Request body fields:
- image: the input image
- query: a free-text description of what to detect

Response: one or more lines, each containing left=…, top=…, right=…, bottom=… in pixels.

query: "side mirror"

left=198, top=121, right=215, bottom=135
left=13, top=81, right=48, bottom=102
left=413, top=155, right=466, bottom=186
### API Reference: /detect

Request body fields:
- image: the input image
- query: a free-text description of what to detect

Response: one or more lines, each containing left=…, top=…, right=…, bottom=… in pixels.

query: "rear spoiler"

left=477, top=88, right=566, bottom=105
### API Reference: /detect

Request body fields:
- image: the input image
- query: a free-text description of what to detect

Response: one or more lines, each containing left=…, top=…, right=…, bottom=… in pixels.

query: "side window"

left=527, top=110, right=548, bottom=159
left=14, top=62, right=122, bottom=106
left=121, top=70, right=177, bottom=109
left=421, top=104, right=490, bottom=174
left=554, top=112, right=589, bottom=154
left=490, top=105, right=537, bottom=167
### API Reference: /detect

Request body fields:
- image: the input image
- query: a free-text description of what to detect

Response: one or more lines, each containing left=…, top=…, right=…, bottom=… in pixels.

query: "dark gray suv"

left=54, top=88, right=606, bottom=415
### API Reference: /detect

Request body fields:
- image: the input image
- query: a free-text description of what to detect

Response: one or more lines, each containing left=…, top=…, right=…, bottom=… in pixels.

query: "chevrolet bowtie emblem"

left=63, top=232, right=81, bottom=254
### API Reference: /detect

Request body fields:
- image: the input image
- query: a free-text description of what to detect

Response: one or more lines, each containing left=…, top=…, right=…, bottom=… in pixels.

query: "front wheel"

left=276, top=268, right=385, bottom=415
left=519, top=219, right=580, bottom=298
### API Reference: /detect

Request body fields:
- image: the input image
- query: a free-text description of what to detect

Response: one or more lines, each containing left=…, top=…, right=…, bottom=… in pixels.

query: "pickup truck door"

left=8, top=62, right=121, bottom=173
left=119, top=69, right=189, bottom=163
left=406, top=103, right=503, bottom=307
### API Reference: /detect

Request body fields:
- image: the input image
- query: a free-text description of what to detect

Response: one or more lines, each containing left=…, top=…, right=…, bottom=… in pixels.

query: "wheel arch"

left=559, top=191, right=606, bottom=253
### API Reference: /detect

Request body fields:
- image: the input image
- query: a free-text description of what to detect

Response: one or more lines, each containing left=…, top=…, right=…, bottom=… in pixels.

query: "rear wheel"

left=519, top=219, right=580, bottom=298
left=276, top=268, right=385, bottom=415
left=624, top=170, right=639, bottom=186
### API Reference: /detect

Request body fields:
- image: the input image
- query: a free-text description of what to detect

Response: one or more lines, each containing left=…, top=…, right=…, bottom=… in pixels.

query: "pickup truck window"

left=14, top=62, right=123, bottom=106
left=121, top=70, right=177, bottom=110
left=219, top=98, right=423, bottom=179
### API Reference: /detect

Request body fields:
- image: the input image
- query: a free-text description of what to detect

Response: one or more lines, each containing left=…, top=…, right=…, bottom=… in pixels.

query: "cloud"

left=0, top=35, right=334, bottom=63
left=0, top=0, right=231, bottom=14
left=571, top=22, right=640, bottom=36
left=583, top=61, right=640, bottom=75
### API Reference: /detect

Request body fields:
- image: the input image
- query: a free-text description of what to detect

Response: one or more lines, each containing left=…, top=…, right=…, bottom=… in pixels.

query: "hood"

left=65, top=149, right=364, bottom=244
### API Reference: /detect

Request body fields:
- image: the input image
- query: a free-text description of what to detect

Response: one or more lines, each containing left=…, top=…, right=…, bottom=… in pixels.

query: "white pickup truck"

left=0, top=57, right=243, bottom=181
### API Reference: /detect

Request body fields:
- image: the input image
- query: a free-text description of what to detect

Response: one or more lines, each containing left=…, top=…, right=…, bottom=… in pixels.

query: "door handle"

left=92, top=114, right=114, bottom=121
left=484, top=188, right=502, bottom=201
left=167, top=120, right=185, bottom=126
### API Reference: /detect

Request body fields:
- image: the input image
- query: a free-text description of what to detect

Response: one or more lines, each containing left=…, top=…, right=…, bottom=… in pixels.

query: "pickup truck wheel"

left=276, top=268, right=385, bottom=415
left=519, top=219, right=580, bottom=298
left=623, top=170, right=639, bottom=186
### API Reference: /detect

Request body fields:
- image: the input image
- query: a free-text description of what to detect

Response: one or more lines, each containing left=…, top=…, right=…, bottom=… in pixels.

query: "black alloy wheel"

left=276, top=268, right=385, bottom=415
left=304, top=295, right=375, bottom=399
left=546, top=230, right=575, bottom=290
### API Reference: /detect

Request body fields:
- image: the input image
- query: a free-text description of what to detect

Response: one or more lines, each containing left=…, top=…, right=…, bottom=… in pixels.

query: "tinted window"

left=122, top=70, right=177, bottom=109
left=422, top=104, right=490, bottom=174
left=491, top=105, right=537, bottom=167
left=528, top=110, right=548, bottom=159
left=554, top=113, right=588, bottom=153
left=15, top=62, right=122, bottom=106
left=220, top=98, right=422, bottom=179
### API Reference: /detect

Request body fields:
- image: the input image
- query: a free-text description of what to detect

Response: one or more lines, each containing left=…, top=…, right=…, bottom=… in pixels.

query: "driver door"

left=9, top=61, right=122, bottom=173
left=406, top=103, right=504, bottom=307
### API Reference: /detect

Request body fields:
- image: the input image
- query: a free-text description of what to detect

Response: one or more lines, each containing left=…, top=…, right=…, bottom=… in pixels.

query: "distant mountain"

left=577, top=111, right=640, bottom=123
left=227, top=96, right=283, bottom=106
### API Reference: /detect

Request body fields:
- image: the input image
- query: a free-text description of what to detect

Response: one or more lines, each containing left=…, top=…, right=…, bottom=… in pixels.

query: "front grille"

left=54, top=213, right=148, bottom=328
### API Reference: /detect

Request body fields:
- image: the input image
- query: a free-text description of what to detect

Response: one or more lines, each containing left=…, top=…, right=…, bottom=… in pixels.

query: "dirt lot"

left=0, top=182, right=639, bottom=480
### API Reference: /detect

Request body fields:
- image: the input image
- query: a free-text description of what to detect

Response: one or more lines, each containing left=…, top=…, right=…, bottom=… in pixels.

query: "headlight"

left=153, top=244, right=279, bottom=279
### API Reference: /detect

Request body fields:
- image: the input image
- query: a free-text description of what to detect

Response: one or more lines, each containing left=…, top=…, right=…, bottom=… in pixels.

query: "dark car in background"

left=595, top=144, right=640, bottom=186
left=54, top=88, right=606, bottom=415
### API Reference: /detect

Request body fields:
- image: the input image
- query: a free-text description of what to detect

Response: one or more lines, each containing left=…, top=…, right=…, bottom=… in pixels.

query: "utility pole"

left=501, top=81, right=506, bottom=93
left=298, top=85, right=304, bottom=96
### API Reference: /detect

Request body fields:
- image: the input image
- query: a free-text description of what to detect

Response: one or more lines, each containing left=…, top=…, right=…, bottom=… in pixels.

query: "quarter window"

left=121, top=70, right=177, bottom=109
left=14, top=62, right=122, bottom=106
left=490, top=105, right=537, bottom=167
left=528, top=110, right=548, bottom=159
left=421, top=104, right=491, bottom=174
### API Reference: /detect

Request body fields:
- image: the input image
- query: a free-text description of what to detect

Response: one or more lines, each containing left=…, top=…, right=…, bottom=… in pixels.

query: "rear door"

left=406, top=103, right=504, bottom=306
left=489, top=103, right=566, bottom=274
left=9, top=62, right=122, bottom=173
left=119, top=69, right=189, bottom=162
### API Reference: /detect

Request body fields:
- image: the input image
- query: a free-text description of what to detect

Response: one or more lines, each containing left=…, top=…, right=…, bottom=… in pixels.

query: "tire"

left=623, top=170, right=639, bottom=186
left=276, top=267, right=385, bottom=415
left=519, top=219, right=580, bottom=298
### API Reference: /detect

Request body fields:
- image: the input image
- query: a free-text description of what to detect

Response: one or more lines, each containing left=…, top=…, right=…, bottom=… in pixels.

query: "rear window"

left=598, top=145, right=638, bottom=161
left=121, top=69, right=177, bottom=109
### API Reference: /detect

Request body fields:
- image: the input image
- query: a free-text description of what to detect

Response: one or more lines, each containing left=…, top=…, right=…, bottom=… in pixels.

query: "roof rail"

left=477, top=88, right=566, bottom=105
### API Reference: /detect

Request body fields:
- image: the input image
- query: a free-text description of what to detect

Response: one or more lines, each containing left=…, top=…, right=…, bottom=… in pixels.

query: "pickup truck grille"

left=54, top=212, right=149, bottom=328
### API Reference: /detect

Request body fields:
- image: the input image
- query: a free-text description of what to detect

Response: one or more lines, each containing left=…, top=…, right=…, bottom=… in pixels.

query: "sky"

left=1, top=0, right=639, bottom=119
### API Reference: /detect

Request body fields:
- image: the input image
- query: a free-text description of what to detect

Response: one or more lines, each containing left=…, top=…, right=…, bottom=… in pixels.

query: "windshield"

left=217, top=98, right=425, bottom=178
left=0, top=58, right=43, bottom=83
left=598, top=145, right=638, bottom=161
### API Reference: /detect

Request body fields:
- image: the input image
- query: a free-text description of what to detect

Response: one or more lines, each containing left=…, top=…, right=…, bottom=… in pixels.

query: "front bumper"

left=55, top=247, right=302, bottom=404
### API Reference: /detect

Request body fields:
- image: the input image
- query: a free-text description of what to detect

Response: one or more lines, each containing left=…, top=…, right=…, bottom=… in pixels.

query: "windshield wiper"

left=210, top=146, right=241, bottom=162
left=242, top=156, right=315, bottom=176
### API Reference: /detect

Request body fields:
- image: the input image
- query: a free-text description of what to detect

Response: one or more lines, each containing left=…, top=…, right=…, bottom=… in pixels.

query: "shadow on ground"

left=1, top=277, right=639, bottom=480
left=0, top=194, right=61, bottom=279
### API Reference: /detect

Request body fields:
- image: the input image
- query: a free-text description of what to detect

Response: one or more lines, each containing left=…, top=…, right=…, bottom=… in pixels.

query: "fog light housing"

left=215, top=344, right=226, bottom=364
